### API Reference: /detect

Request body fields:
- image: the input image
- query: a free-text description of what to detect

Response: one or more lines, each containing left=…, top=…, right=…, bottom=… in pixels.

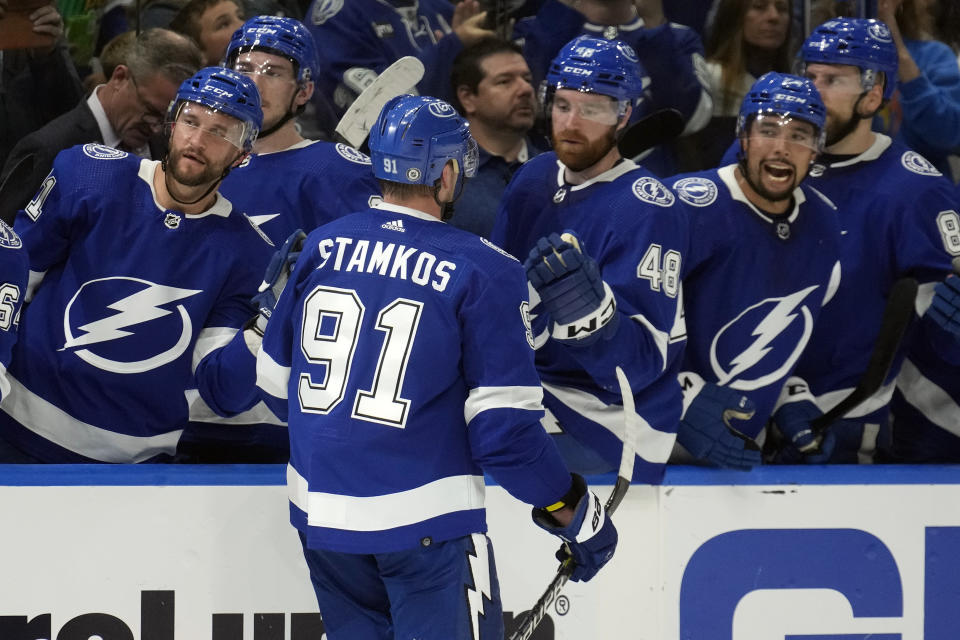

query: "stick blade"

left=334, top=56, right=426, bottom=148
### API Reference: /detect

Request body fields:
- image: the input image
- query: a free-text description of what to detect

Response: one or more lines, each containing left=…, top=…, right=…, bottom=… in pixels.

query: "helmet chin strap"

left=432, top=172, right=466, bottom=222
left=161, top=150, right=244, bottom=207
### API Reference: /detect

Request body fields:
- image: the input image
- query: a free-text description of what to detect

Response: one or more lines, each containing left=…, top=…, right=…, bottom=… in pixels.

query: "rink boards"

left=0, top=464, right=957, bottom=639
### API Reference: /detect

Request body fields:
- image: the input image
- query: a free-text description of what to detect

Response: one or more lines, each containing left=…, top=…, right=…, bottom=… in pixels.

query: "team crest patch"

left=632, top=176, right=675, bottom=207
left=673, top=177, right=717, bottom=207
left=868, top=22, right=892, bottom=43
left=901, top=151, right=941, bottom=177
left=163, top=213, right=181, bottom=229
left=0, top=220, right=21, bottom=249
left=481, top=237, right=519, bottom=262
left=82, top=144, right=128, bottom=160
left=335, top=143, right=371, bottom=165
left=311, top=0, right=343, bottom=24
left=427, top=102, right=456, bottom=118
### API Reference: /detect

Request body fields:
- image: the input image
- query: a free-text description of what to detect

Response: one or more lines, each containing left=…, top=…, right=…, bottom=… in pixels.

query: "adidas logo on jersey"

left=381, top=219, right=405, bottom=232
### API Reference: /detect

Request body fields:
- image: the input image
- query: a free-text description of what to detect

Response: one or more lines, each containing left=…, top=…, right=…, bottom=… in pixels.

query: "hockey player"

left=305, top=0, right=495, bottom=114
left=256, top=94, right=617, bottom=640
left=667, top=72, right=842, bottom=468
left=0, top=67, right=274, bottom=463
left=490, top=35, right=702, bottom=481
left=780, top=18, right=960, bottom=463
left=0, top=220, right=27, bottom=403
left=181, top=16, right=383, bottom=461
left=220, top=16, right=381, bottom=246
left=515, top=0, right=712, bottom=173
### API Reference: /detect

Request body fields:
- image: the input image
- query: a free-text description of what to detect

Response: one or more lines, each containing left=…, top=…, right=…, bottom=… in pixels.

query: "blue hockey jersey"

left=219, top=140, right=382, bottom=246
left=670, top=165, right=842, bottom=439
left=490, top=152, right=689, bottom=484
left=0, top=144, right=273, bottom=463
left=307, top=0, right=461, bottom=112
left=0, top=220, right=28, bottom=402
left=257, top=201, right=572, bottom=553
left=791, top=136, right=958, bottom=428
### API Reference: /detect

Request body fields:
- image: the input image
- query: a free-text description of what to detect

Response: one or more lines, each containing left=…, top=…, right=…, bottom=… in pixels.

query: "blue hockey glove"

left=928, top=275, right=960, bottom=340
left=523, top=231, right=618, bottom=345
left=676, top=372, right=760, bottom=470
left=531, top=473, right=617, bottom=582
left=250, top=229, right=306, bottom=337
left=771, top=400, right=836, bottom=464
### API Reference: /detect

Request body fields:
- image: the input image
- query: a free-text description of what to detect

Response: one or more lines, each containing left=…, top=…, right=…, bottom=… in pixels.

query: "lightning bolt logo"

left=466, top=533, right=493, bottom=640
left=711, top=286, right=818, bottom=391
left=62, top=277, right=202, bottom=374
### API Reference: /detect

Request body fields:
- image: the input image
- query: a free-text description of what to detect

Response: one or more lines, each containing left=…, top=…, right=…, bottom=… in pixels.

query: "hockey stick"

left=508, top=366, right=636, bottom=640
left=617, top=108, right=685, bottom=159
left=810, top=276, right=919, bottom=436
left=333, top=56, right=426, bottom=148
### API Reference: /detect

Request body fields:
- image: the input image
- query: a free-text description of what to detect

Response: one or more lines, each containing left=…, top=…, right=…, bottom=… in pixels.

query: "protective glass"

left=171, top=102, right=250, bottom=150
left=548, top=89, right=627, bottom=126
left=232, top=53, right=298, bottom=85
left=745, top=114, right=821, bottom=151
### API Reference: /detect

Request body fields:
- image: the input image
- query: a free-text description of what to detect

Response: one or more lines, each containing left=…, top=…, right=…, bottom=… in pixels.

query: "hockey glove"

left=928, top=275, right=960, bottom=340
left=770, top=400, right=836, bottom=464
left=676, top=372, right=760, bottom=470
left=523, top=231, right=618, bottom=345
left=250, top=229, right=307, bottom=337
left=531, top=473, right=617, bottom=583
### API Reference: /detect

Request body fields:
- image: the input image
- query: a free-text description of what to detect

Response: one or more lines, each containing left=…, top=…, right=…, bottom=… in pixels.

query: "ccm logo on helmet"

left=203, top=85, right=235, bottom=99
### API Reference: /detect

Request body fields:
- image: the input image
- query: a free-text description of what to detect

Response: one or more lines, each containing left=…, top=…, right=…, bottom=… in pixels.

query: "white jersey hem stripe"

left=542, top=381, right=676, bottom=463
left=256, top=351, right=290, bottom=400
left=287, top=465, right=486, bottom=531
left=0, top=374, right=182, bottom=462
left=896, top=359, right=960, bottom=437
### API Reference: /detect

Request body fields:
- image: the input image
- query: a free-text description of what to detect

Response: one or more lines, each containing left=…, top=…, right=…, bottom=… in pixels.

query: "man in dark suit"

left=0, top=28, right=201, bottom=224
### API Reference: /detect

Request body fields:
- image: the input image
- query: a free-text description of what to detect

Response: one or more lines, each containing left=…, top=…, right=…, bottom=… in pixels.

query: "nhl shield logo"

left=164, top=213, right=181, bottom=229
left=553, top=187, right=567, bottom=203
left=603, top=25, right=619, bottom=39
left=809, top=163, right=826, bottom=177
left=406, top=167, right=422, bottom=181
left=776, top=221, right=790, bottom=240
left=632, top=177, right=675, bottom=207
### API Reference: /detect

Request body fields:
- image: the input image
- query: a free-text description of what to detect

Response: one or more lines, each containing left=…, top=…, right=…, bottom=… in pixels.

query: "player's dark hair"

left=450, top=37, right=523, bottom=114
left=170, top=0, right=244, bottom=51
left=705, top=0, right=795, bottom=114
left=124, top=28, right=203, bottom=86
left=377, top=180, right=437, bottom=201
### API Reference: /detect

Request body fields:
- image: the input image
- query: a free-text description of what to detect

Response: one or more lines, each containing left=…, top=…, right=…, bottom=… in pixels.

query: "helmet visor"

left=171, top=102, right=252, bottom=150
left=462, top=137, right=479, bottom=178
left=798, top=61, right=871, bottom=98
left=549, top=88, right=626, bottom=126
left=745, top=113, right=821, bottom=152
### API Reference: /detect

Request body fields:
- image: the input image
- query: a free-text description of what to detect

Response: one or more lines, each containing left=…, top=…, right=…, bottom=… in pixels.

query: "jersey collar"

left=137, top=159, right=233, bottom=218
left=555, top=157, right=639, bottom=192
left=825, top=133, right=891, bottom=168
left=717, top=163, right=806, bottom=225
left=373, top=200, right=441, bottom=223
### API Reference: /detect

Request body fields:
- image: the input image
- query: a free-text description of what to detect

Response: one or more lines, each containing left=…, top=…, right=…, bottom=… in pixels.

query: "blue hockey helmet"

left=168, top=67, right=263, bottom=151
left=737, top=72, right=826, bottom=147
left=799, top=18, right=898, bottom=100
left=369, top=95, right=478, bottom=193
left=543, top=35, right=647, bottom=104
left=225, top=15, right=318, bottom=85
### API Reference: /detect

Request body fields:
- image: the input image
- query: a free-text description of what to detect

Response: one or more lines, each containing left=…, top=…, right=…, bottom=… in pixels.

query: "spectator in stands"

left=304, top=0, right=495, bottom=115
left=0, top=0, right=82, bottom=170
left=683, top=0, right=793, bottom=170
left=169, top=0, right=244, bottom=65
left=874, top=0, right=960, bottom=176
left=0, top=29, right=201, bottom=225
left=449, top=38, right=541, bottom=238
